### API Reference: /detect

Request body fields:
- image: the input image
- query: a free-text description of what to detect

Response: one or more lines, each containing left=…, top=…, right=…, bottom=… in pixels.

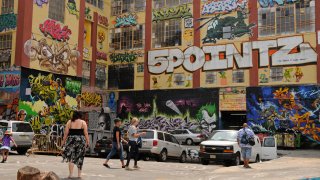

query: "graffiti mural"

left=153, top=4, right=193, bottom=22
left=118, top=89, right=219, bottom=135
left=80, top=92, right=102, bottom=109
left=39, top=19, right=72, bottom=42
left=34, top=0, right=48, bottom=7
left=0, top=49, right=11, bottom=70
left=0, top=13, right=17, bottom=32
left=258, top=0, right=298, bottom=8
left=24, top=37, right=80, bottom=75
left=184, top=18, right=194, bottom=28
left=96, top=51, right=107, bottom=61
left=108, top=92, right=117, bottom=112
left=98, top=15, right=109, bottom=27
left=98, top=31, right=105, bottom=50
left=109, top=52, right=142, bottom=63
left=247, top=86, right=320, bottom=143
left=67, top=0, right=79, bottom=18
left=85, top=7, right=93, bottom=20
left=115, top=14, right=138, bottom=28
left=201, top=0, right=248, bottom=15
left=19, top=68, right=81, bottom=133
left=148, top=36, right=317, bottom=74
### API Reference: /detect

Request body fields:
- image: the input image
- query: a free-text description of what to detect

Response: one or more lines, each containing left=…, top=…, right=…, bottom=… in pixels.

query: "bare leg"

left=121, top=160, right=124, bottom=166
left=78, top=168, right=81, bottom=178
left=1, top=151, right=5, bottom=162
left=68, top=162, right=74, bottom=178
left=4, top=151, right=8, bottom=161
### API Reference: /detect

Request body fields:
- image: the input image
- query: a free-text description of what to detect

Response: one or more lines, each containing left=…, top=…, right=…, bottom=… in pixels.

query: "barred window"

left=110, top=25, right=144, bottom=50
left=270, top=67, right=283, bottom=82
left=82, top=60, right=91, bottom=86
left=49, top=0, right=65, bottom=22
left=86, top=0, right=104, bottom=9
left=108, top=64, right=134, bottom=89
left=153, top=0, right=192, bottom=8
left=1, top=0, right=14, bottom=14
left=137, top=63, right=144, bottom=73
left=96, top=63, right=107, bottom=89
left=232, top=70, right=245, bottom=83
left=174, top=73, right=185, bottom=86
left=153, top=19, right=182, bottom=48
left=206, top=72, right=217, bottom=84
left=0, top=34, right=12, bottom=49
left=258, top=0, right=315, bottom=36
left=111, top=0, right=146, bottom=16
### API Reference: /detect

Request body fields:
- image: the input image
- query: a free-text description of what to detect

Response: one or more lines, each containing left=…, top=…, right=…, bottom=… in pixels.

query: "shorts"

left=0, top=146, right=11, bottom=151
left=241, top=147, right=252, bottom=159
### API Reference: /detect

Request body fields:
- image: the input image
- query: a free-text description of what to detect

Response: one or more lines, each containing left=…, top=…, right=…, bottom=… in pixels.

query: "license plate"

left=19, top=136, right=29, bottom=140
left=210, top=155, right=216, bottom=159
left=101, top=150, right=105, bottom=153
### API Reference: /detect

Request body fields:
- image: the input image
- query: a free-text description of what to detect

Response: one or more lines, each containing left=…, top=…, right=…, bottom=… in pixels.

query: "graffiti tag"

left=98, top=15, right=109, bottom=27
left=258, top=0, right=298, bottom=8
left=115, top=14, right=138, bottom=28
left=110, top=52, right=142, bottom=63
left=0, top=13, right=17, bottom=32
left=34, top=0, right=48, bottom=7
left=65, top=78, right=81, bottom=95
left=201, top=0, right=247, bottom=15
left=81, top=92, right=102, bottom=107
left=0, top=73, right=20, bottom=88
left=39, top=19, right=72, bottom=41
left=153, top=4, right=193, bottom=22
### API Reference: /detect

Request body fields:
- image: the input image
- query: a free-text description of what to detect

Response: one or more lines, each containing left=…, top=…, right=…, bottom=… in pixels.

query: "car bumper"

left=199, top=152, right=237, bottom=161
left=193, top=138, right=204, bottom=143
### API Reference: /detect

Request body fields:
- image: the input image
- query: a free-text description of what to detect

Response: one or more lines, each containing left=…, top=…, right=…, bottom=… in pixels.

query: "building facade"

left=0, top=0, right=319, bottom=147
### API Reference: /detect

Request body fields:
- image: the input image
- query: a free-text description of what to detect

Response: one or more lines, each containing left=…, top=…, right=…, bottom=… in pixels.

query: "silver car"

left=138, top=129, right=187, bottom=163
left=0, top=120, right=34, bottom=154
left=172, top=129, right=205, bottom=145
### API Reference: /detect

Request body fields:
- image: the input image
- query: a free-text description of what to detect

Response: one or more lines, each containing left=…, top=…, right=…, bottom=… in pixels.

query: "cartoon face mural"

left=247, top=86, right=320, bottom=144
left=118, top=89, right=219, bottom=135
left=24, top=37, right=80, bottom=75
left=19, top=68, right=81, bottom=133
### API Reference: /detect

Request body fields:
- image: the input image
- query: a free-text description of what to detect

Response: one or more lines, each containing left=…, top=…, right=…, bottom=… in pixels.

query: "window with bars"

left=110, top=25, right=144, bottom=50
left=258, top=0, right=315, bottom=36
left=86, top=0, right=104, bottom=9
left=96, top=64, right=107, bottom=89
left=174, top=73, right=185, bottom=86
left=82, top=60, right=91, bottom=86
left=270, top=67, right=283, bottom=82
left=137, top=63, right=144, bottom=73
left=153, top=0, right=192, bottom=9
left=0, top=34, right=12, bottom=49
left=232, top=70, right=245, bottom=83
left=111, top=0, right=146, bottom=16
left=108, top=64, right=134, bottom=89
left=49, top=0, right=65, bottom=23
left=1, top=0, right=14, bottom=14
left=153, top=19, right=182, bottom=48
left=206, top=72, right=217, bottom=84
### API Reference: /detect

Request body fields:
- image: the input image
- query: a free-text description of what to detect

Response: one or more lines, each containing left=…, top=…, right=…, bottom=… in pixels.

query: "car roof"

left=139, top=129, right=169, bottom=134
left=0, top=120, right=30, bottom=123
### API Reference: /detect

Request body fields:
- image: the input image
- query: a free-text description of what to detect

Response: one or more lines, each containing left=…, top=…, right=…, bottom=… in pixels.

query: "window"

left=49, top=0, right=65, bottom=22
left=137, top=63, right=144, bottom=73
left=232, top=70, right=245, bottom=83
left=157, top=132, right=164, bottom=140
left=86, top=0, right=104, bottom=9
left=108, top=64, right=135, bottom=89
left=0, top=33, right=13, bottom=69
left=258, top=0, right=315, bottom=36
left=139, top=131, right=154, bottom=139
left=95, top=64, right=107, bottom=89
left=12, top=123, right=33, bottom=132
left=0, top=34, right=12, bottom=50
left=174, top=73, right=185, bottom=86
left=153, top=0, right=192, bottom=9
left=172, top=136, right=179, bottom=144
left=164, top=133, right=173, bottom=142
left=206, top=72, right=217, bottom=84
left=82, top=60, right=90, bottom=86
left=263, top=138, right=275, bottom=147
left=270, top=67, right=283, bottom=82
left=110, top=25, right=144, bottom=50
left=153, top=19, right=182, bottom=48
left=111, top=0, right=146, bottom=16
left=1, top=0, right=14, bottom=14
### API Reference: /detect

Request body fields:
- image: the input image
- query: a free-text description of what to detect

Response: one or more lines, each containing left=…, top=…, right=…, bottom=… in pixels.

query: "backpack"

left=240, top=129, right=255, bottom=146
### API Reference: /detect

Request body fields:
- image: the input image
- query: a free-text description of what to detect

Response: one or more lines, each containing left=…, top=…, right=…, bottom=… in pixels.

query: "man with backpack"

left=237, top=123, right=255, bottom=168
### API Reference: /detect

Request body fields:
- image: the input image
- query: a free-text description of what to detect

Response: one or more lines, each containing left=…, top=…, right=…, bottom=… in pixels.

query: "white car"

left=171, top=129, right=205, bottom=145
left=138, top=129, right=187, bottom=163
left=0, top=120, right=34, bottom=154
left=199, top=130, right=277, bottom=166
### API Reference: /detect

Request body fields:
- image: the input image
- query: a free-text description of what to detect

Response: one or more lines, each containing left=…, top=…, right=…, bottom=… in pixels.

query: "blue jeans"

left=106, top=142, right=124, bottom=161
left=241, top=147, right=252, bottom=160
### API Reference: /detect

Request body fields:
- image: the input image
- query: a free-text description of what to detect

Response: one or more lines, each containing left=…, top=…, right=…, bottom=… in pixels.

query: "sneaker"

left=133, top=165, right=140, bottom=169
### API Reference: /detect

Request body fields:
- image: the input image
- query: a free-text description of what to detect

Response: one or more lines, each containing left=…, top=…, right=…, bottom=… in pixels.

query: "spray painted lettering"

left=67, top=0, right=79, bottom=18
left=258, top=0, right=298, bottom=8
left=39, top=19, right=72, bottom=42
left=96, top=51, right=107, bottom=61
left=65, top=78, right=81, bottom=95
left=98, top=15, right=109, bottom=27
left=110, top=52, right=142, bottom=63
left=201, top=0, right=248, bottom=15
left=153, top=4, right=193, bottom=22
left=0, top=14, right=17, bottom=32
left=148, top=36, right=317, bottom=74
left=34, top=0, right=48, bottom=7
left=115, top=14, right=138, bottom=28
left=0, top=71, right=20, bottom=89
left=80, top=92, right=102, bottom=108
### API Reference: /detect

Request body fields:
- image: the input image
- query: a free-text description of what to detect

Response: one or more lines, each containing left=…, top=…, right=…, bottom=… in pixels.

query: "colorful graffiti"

left=184, top=18, right=194, bottom=28
left=24, top=37, right=80, bottom=75
left=39, top=19, right=72, bottom=42
left=0, top=98, right=19, bottom=120
left=110, top=52, right=142, bottom=63
left=67, top=0, right=79, bottom=18
left=0, top=72, right=20, bottom=89
left=98, top=31, right=105, bottom=50
left=34, top=0, right=48, bottom=7
left=80, top=92, right=102, bottom=108
left=115, top=14, right=138, bottom=28
left=98, top=15, right=109, bottom=27
left=0, top=13, right=17, bottom=32
left=259, top=69, right=269, bottom=83
left=118, top=89, right=219, bottom=135
left=19, top=68, right=81, bottom=133
left=258, top=0, right=298, bottom=8
left=153, top=4, right=193, bottom=22
left=148, top=36, right=317, bottom=74
left=96, top=51, right=107, bottom=61
left=0, top=49, right=12, bottom=70
left=201, top=0, right=248, bottom=15
left=247, top=86, right=320, bottom=143
left=108, top=92, right=117, bottom=112
left=85, top=7, right=93, bottom=20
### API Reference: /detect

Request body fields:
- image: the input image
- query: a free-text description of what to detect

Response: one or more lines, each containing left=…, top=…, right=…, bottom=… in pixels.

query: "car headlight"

left=225, top=146, right=232, bottom=150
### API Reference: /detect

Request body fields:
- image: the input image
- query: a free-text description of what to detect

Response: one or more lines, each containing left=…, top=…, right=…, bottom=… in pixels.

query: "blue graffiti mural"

left=258, top=0, right=298, bottom=8
left=115, top=14, right=138, bottom=28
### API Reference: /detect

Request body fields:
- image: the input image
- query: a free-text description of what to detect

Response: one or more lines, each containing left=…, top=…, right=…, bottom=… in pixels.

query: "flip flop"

left=103, top=163, right=110, bottom=168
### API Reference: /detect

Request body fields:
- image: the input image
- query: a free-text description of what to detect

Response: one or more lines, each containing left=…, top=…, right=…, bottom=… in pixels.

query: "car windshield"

left=138, top=131, right=154, bottom=139
left=12, top=123, right=33, bottom=132
left=209, top=131, right=238, bottom=142
left=189, top=129, right=201, bottom=134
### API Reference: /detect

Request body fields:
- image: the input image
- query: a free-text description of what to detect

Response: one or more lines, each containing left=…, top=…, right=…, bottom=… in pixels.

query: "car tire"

left=17, top=148, right=28, bottom=155
left=179, top=152, right=187, bottom=163
left=158, top=149, right=167, bottom=162
left=255, top=155, right=260, bottom=163
left=201, top=159, right=209, bottom=165
left=232, top=153, right=241, bottom=166
left=186, top=138, right=194, bottom=146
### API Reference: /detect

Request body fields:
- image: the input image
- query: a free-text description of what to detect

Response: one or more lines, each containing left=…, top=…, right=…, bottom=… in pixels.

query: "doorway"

left=220, top=111, right=246, bottom=130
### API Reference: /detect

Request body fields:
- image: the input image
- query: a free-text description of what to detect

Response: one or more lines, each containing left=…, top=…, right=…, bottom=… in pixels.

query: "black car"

left=94, top=136, right=129, bottom=158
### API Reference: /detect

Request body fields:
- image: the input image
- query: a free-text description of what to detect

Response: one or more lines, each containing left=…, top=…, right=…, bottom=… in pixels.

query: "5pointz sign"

left=148, top=36, right=317, bottom=74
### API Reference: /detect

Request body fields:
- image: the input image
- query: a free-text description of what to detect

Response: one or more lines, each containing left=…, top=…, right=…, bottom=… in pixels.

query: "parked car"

left=199, top=130, right=277, bottom=166
left=0, top=120, right=34, bottom=155
left=94, top=136, right=129, bottom=158
left=171, top=129, right=205, bottom=145
left=138, top=129, right=187, bottom=163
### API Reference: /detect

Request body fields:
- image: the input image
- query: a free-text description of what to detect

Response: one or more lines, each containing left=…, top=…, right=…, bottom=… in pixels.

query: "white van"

left=199, top=130, right=277, bottom=166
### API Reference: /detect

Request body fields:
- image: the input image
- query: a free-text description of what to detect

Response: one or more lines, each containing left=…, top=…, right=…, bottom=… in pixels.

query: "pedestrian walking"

left=103, top=118, right=128, bottom=168
left=0, top=131, right=17, bottom=163
left=62, top=111, right=89, bottom=179
left=125, top=117, right=145, bottom=170
left=237, top=123, right=255, bottom=168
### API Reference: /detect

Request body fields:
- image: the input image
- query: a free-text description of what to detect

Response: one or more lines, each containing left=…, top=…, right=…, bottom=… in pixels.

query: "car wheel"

left=143, top=156, right=151, bottom=161
left=201, top=159, right=210, bottom=165
left=186, top=138, right=194, bottom=146
left=17, top=148, right=28, bottom=155
left=158, top=149, right=167, bottom=162
left=255, top=155, right=260, bottom=163
left=232, top=153, right=241, bottom=166
left=179, top=152, right=187, bottom=163
left=122, top=151, right=128, bottom=159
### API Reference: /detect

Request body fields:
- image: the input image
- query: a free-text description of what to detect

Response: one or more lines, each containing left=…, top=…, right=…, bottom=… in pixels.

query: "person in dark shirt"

left=103, top=118, right=127, bottom=168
